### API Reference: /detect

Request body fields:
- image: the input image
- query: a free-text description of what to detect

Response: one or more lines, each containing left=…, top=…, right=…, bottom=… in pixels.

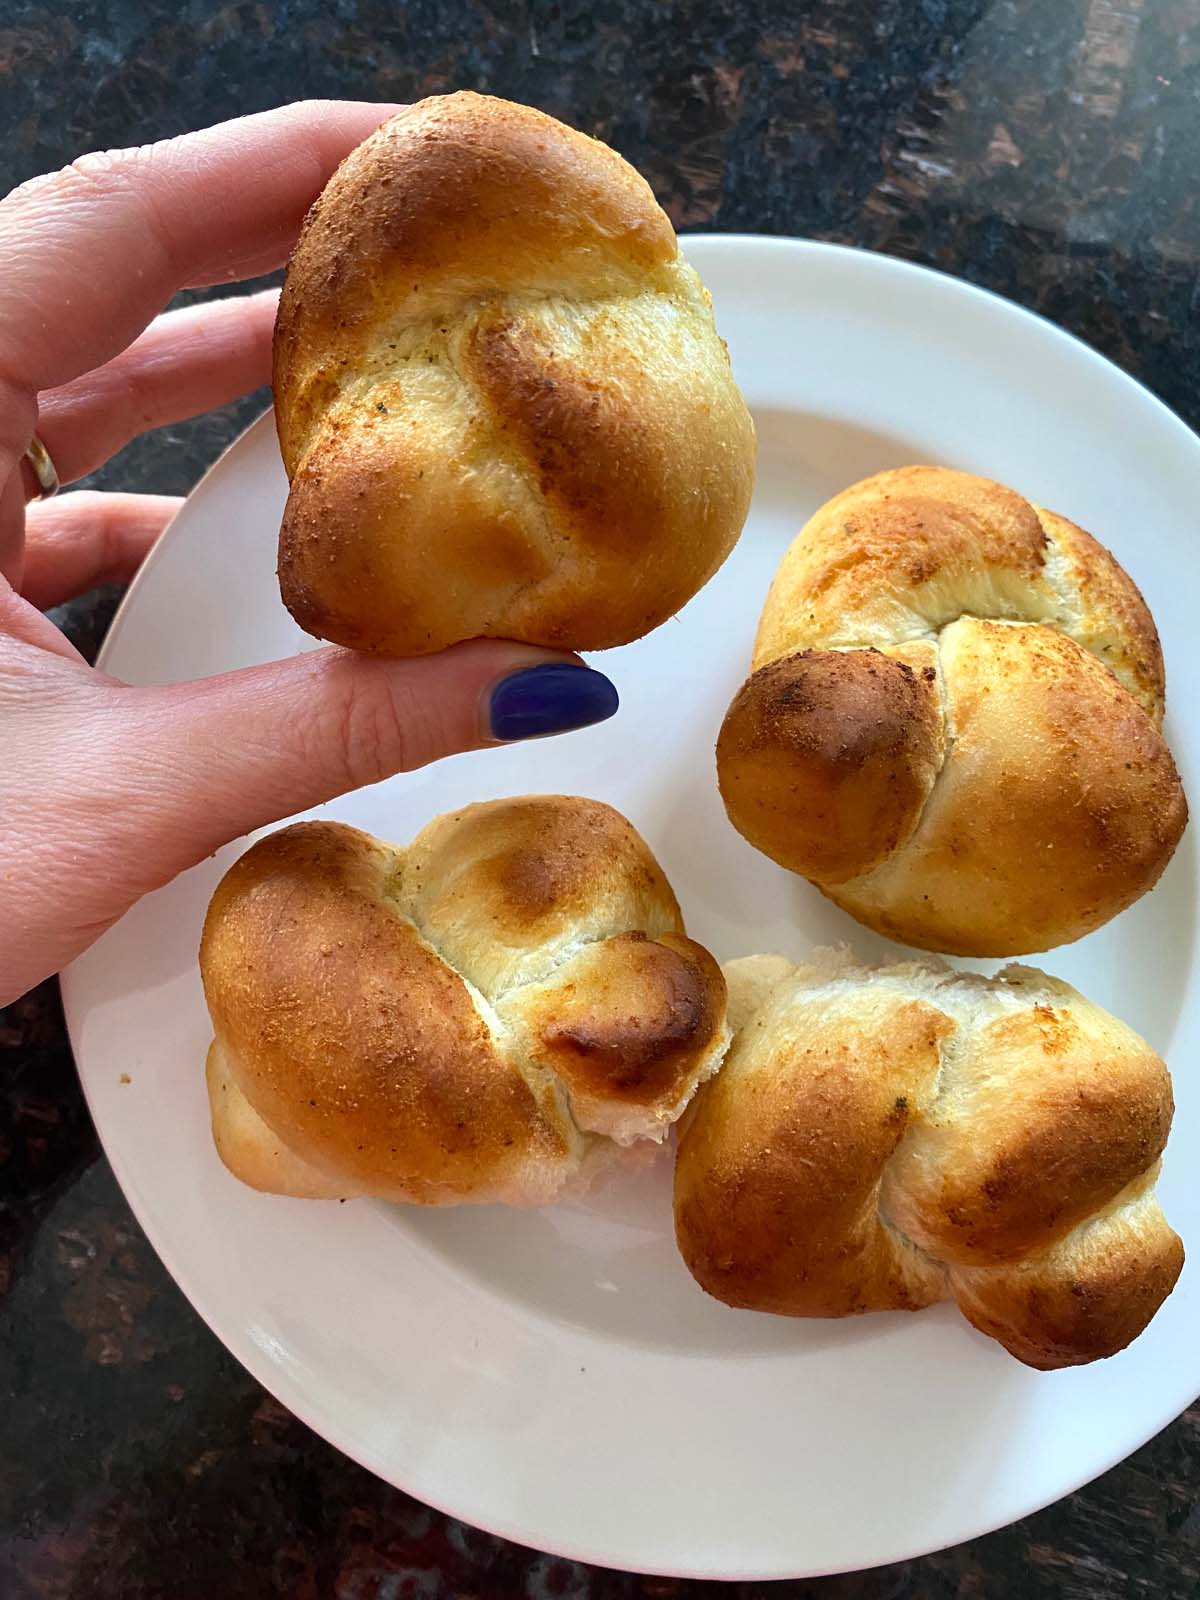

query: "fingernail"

left=488, top=664, right=619, bottom=741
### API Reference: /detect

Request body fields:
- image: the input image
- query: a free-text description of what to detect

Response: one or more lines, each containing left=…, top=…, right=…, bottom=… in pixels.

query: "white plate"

left=62, top=237, right=1200, bottom=1581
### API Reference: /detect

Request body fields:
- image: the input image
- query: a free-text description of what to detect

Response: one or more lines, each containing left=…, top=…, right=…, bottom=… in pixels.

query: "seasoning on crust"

left=201, top=796, right=729, bottom=1206
left=274, top=93, right=756, bottom=656
left=717, top=466, right=1186, bottom=955
left=674, top=950, right=1183, bottom=1369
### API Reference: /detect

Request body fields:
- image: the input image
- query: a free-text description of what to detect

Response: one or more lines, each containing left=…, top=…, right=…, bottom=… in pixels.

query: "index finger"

left=0, top=100, right=397, bottom=410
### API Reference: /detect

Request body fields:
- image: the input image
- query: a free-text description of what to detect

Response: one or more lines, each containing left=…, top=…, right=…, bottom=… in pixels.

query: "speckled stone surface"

left=3, top=2, right=1200, bottom=1596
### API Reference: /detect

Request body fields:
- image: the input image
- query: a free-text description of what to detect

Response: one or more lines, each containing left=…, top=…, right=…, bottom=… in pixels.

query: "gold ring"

left=24, top=434, right=60, bottom=499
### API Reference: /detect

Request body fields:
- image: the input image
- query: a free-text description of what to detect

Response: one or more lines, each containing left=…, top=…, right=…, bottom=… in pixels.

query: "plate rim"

left=64, top=232, right=1200, bottom=1581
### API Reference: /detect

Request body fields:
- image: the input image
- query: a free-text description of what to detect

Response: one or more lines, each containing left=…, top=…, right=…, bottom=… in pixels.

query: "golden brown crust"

left=274, top=93, right=677, bottom=447
left=200, top=821, right=570, bottom=1205
left=883, top=992, right=1175, bottom=1263
left=751, top=466, right=1049, bottom=665
left=402, top=794, right=683, bottom=993
left=512, top=932, right=727, bottom=1141
left=1036, top=508, right=1166, bottom=717
left=716, top=645, right=945, bottom=883
left=673, top=953, right=1182, bottom=1368
left=674, top=983, right=950, bottom=1315
left=720, top=465, right=1186, bottom=955
left=200, top=798, right=728, bottom=1203
left=950, top=1177, right=1185, bottom=1368
left=827, top=621, right=1187, bottom=955
left=277, top=403, right=557, bottom=654
left=206, top=1041, right=358, bottom=1200
left=273, top=92, right=755, bottom=656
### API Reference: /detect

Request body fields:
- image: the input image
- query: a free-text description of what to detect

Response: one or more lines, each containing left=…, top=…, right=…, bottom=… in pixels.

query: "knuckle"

left=354, top=678, right=425, bottom=785
left=66, top=145, right=141, bottom=188
left=12, top=146, right=141, bottom=210
left=317, top=668, right=458, bottom=790
left=377, top=676, right=452, bottom=774
left=305, top=674, right=395, bottom=790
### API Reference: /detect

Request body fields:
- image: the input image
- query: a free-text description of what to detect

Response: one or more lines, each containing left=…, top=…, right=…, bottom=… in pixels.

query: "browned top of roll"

left=274, top=93, right=677, bottom=446
left=201, top=821, right=568, bottom=1205
left=201, top=797, right=729, bottom=1204
left=273, top=93, right=755, bottom=656
left=718, top=466, right=1186, bottom=955
left=751, top=466, right=1165, bottom=713
left=675, top=969, right=952, bottom=1317
left=717, top=643, right=946, bottom=883
left=674, top=952, right=1182, bottom=1367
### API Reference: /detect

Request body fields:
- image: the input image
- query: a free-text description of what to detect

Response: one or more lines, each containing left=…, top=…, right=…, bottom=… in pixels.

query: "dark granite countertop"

left=3, top=2, right=1199, bottom=1595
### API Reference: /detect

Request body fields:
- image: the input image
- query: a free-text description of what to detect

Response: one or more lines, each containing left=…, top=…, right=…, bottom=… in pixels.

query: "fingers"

left=107, top=643, right=619, bottom=889
left=20, top=491, right=183, bottom=609
left=7, top=295, right=271, bottom=590
left=0, top=614, right=619, bottom=1005
left=0, top=100, right=397, bottom=413
left=34, top=292, right=278, bottom=488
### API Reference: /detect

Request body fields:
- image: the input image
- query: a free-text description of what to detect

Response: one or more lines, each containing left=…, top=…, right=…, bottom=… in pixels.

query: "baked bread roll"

left=273, top=92, right=756, bottom=656
left=200, top=796, right=728, bottom=1206
left=717, top=467, right=1187, bottom=955
left=674, top=950, right=1183, bottom=1368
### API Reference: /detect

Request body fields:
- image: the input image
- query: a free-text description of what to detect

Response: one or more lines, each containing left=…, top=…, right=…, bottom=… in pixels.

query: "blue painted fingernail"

left=488, top=664, right=619, bottom=741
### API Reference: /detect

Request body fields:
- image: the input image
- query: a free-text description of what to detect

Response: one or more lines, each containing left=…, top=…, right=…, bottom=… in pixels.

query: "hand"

left=0, top=102, right=618, bottom=1008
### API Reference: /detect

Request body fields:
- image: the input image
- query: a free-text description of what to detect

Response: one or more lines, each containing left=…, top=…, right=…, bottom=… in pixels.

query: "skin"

left=0, top=101, right=591, bottom=1006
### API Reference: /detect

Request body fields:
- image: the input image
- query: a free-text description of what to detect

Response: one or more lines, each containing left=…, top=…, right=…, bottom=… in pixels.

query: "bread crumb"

left=119, top=1073, right=132, bottom=1085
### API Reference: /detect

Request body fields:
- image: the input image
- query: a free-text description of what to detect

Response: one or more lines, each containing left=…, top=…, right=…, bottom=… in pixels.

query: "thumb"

left=111, top=640, right=619, bottom=884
